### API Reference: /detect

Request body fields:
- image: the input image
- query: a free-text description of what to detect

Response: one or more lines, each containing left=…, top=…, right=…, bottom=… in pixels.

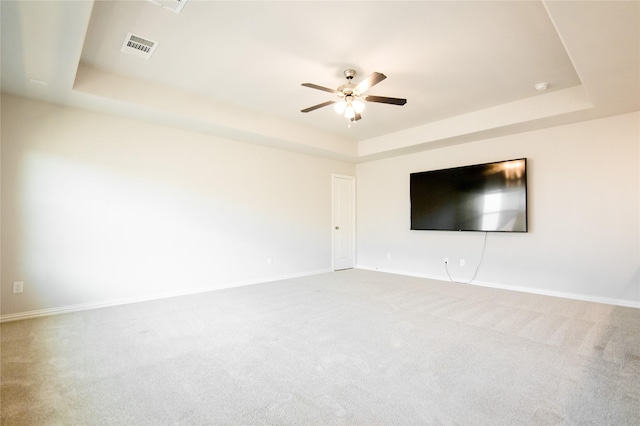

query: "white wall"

left=1, top=95, right=355, bottom=317
left=2, top=94, right=638, bottom=317
left=356, top=112, right=640, bottom=306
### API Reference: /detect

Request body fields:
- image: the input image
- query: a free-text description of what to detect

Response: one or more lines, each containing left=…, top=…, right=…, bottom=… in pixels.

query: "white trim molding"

left=356, top=265, right=640, bottom=309
left=0, top=269, right=332, bottom=323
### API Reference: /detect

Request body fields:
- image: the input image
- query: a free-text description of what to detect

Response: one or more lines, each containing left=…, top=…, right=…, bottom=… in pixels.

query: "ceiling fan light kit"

left=301, top=69, right=407, bottom=126
left=335, top=96, right=365, bottom=118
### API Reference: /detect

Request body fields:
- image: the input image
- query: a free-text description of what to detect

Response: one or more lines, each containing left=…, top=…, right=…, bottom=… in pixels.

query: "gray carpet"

left=2, top=269, right=639, bottom=425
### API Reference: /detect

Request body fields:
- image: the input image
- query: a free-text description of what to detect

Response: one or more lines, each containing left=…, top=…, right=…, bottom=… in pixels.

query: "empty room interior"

left=2, top=0, right=639, bottom=424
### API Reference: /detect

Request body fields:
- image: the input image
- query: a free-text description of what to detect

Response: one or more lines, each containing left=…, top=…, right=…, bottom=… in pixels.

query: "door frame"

left=331, top=173, right=356, bottom=271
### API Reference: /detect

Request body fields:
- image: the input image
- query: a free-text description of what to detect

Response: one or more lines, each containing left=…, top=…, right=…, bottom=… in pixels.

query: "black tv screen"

left=410, top=158, right=527, bottom=232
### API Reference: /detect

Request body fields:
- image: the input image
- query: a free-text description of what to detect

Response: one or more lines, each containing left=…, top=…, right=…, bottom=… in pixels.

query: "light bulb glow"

left=353, top=99, right=365, bottom=113
left=344, top=104, right=355, bottom=119
left=334, top=100, right=347, bottom=114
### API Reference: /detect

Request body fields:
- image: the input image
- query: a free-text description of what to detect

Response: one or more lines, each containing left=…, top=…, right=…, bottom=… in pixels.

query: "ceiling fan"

left=301, top=69, right=407, bottom=123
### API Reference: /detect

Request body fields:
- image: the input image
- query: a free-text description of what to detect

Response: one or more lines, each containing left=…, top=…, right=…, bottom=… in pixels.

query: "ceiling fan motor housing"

left=337, top=83, right=356, bottom=98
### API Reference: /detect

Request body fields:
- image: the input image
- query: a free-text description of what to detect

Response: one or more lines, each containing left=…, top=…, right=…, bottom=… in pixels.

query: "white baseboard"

left=0, top=269, right=333, bottom=323
left=356, top=265, right=640, bottom=309
left=4, top=266, right=636, bottom=322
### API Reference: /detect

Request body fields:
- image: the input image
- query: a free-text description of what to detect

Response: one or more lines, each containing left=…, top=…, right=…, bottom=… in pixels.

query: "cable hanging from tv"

left=444, top=232, right=488, bottom=284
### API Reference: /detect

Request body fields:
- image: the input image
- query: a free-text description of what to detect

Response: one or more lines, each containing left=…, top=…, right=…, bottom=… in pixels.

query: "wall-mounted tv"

left=410, top=158, right=528, bottom=232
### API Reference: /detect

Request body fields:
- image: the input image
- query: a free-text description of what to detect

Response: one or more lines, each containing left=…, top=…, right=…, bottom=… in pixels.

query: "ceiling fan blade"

left=365, top=95, right=407, bottom=106
left=353, top=112, right=362, bottom=122
left=301, top=100, right=336, bottom=113
left=354, top=72, right=386, bottom=94
left=301, top=83, right=338, bottom=94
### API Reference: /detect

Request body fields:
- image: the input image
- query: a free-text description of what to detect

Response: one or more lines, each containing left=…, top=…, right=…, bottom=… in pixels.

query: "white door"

left=332, top=174, right=355, bottom=270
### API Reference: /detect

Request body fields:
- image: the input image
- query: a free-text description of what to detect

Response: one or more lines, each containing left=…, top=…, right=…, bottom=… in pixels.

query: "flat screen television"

left=410, top=158, right=528, bottom=232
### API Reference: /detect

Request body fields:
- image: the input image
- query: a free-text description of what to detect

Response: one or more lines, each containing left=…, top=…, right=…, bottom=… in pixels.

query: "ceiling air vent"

left=120, top=33, right=158, bottom=59
left=146, top=0, right=188, bottom=14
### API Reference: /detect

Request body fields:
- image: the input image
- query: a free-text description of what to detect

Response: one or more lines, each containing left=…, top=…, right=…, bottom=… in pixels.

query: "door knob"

left=335, top=226, right=340, bottom=230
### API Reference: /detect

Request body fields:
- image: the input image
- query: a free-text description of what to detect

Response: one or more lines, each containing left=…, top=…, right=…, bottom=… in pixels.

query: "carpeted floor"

left=2, top=269, right=639, bottom=425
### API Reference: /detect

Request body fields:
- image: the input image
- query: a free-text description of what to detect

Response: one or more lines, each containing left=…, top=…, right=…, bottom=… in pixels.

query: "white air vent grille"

left=120, top=33, right=158, bottom=59
left=147, top=0, right=188, bottom=14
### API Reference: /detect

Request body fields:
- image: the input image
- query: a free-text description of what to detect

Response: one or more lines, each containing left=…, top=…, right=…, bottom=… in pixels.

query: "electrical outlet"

left=387, top=252, right=392, bottom=260
left=267, top=257, right=273, bottom=265
left=460, top=259, right=466, bottom=267
left=13, top=281, right=24, bottom=294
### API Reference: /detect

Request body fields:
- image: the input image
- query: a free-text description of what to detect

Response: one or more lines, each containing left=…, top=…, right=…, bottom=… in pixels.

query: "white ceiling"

left=2, top=1, right=639, bottom=161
